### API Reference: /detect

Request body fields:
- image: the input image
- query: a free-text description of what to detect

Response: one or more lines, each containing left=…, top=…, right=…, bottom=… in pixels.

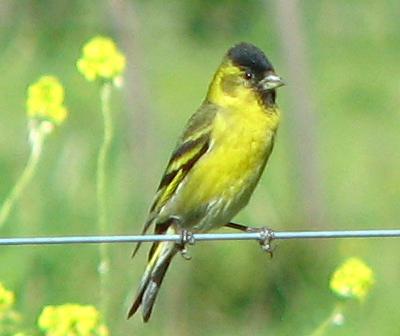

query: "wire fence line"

left=0, top=229, right=399, bottom=246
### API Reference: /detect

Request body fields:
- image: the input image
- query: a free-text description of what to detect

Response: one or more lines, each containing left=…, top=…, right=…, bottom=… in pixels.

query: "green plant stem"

left=97, top=82, right=113, bottom=320
left=0, top=125, right=46, bottom=228
left=309, top=303, right=344, bottom=336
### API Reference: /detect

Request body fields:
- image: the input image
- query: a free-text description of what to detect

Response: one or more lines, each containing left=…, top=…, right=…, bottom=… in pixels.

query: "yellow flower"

left=38, top=304, right=109, bottom=336
left=330, top=257, right=375, bottom=301
left=0, top=282, right=15, bottom=312
left=26, top=76, right=68, bottom=126
left=77, top=36, right=126, bottom=83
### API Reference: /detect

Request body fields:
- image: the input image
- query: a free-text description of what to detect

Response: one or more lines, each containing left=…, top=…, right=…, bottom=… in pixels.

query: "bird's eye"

left=244, top=71, right=253, bottom=80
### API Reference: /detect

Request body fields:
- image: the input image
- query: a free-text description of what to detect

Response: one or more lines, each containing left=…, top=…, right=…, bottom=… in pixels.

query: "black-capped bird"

left=128, top=42, right=284, bottom=321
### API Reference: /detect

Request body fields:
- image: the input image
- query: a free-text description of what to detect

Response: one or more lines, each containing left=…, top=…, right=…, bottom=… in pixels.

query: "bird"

left=128, top=42, right=284, bottom=322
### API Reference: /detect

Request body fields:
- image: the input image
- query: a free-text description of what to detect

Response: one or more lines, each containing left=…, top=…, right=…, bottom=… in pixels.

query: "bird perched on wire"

left=128, top=42, right=284, bottom=322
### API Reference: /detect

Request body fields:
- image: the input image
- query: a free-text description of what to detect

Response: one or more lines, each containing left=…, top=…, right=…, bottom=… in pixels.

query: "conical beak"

left=259, top=74, right=285, bottom=90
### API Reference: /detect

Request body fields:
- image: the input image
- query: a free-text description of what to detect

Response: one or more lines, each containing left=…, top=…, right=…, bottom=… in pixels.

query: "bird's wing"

left=132, top=102, right=217, bottom=257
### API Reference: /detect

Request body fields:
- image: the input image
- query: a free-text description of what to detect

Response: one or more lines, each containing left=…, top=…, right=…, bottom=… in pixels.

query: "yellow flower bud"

left=38, top=304, right=108, bottom=336
left=77, top=36, right=126, bottom=83
left=26, top=76, right=68, bottom=126
left=0, top=282, right=15, bottom=312
left=330, top=257, right=375, bottom=301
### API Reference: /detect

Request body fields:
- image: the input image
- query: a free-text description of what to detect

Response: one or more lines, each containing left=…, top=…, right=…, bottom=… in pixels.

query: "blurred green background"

left=0, top=0, right=399, bottom=335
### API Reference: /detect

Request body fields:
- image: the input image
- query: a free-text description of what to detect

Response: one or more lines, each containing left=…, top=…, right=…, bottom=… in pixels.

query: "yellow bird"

left=128, top=42, right=284, bottom=321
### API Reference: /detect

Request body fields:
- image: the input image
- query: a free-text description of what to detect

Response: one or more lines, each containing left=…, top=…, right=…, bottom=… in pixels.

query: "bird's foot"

left=225, top=223, right=275, bottom=258
left=256, top=227, right=275, bottom=258
left=226, top=223, right=275, bottom=257
left=178, top=229, right=195, bottom=260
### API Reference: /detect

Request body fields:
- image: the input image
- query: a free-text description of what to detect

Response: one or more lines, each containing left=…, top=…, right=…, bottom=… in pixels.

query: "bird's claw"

left=178, top=229, right=195, bottom=260
left=226, top=223, right=276, bottom=257
left=258, top=227, right=275, bottom=258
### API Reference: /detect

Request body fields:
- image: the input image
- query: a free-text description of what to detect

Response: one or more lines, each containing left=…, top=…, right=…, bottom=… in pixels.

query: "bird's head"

left=208, top=42, right=284, bottom=108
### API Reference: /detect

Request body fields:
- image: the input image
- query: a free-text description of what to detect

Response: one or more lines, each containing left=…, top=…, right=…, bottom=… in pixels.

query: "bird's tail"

left=128, top=237, right=178, bottom=322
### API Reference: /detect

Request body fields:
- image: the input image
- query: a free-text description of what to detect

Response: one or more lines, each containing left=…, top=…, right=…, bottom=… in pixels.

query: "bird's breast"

left=204, top=107, right=278, bottom=199
left=169, top=105, right=279, bottom=230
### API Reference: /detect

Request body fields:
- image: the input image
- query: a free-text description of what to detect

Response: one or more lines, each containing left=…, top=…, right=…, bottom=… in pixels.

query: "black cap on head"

left=227, top=42, right=274, bottom=77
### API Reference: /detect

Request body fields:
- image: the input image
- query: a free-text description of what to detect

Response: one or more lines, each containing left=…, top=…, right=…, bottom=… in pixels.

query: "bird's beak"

left=259, top=74, right=285, bottom=91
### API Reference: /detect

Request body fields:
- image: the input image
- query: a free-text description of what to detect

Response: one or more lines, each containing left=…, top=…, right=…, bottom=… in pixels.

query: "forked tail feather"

left=128, top=240, right=178, bottom=322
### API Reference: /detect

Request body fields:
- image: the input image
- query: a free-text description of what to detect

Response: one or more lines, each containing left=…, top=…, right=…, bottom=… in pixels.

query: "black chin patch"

left=227, top=42, right=274, bottom=77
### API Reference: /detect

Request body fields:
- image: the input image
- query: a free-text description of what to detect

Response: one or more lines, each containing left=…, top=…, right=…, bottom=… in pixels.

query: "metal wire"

left=0, top=229, right=399, bottom=246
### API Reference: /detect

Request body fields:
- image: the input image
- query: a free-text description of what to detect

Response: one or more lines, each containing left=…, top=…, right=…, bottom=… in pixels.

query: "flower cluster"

left=0, top=282, right=22, bottom=334
left=77, top=36, right=126, bottom=83
left=38, top=304, right=108, bottom=336
left=26, top=76, right=68, bottom=126
left=1, top=35, right=125, bottom=335
left=0, top=282, right=15, bottom=313
left=330, top=257, right=375, bottom=301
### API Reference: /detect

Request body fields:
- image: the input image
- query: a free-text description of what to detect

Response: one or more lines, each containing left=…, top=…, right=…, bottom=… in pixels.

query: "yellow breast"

left=198, top=102, right=278, bottom=199
left=171, top=99, right=280, bottom=229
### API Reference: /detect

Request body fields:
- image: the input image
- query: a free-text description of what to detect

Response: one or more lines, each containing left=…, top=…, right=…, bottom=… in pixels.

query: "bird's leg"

left=226, top=222, right=275, bottom=257
left=177, top=229, right=195, bottom=260
left=225, top=222, right=256, bottom=232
